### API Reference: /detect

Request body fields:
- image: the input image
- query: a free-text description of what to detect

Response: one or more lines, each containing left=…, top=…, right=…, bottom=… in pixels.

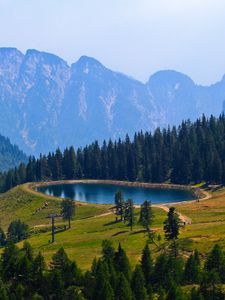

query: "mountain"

left=0, top=47, right=225, bottom=155
left=0, top=134, right=27, bottom=171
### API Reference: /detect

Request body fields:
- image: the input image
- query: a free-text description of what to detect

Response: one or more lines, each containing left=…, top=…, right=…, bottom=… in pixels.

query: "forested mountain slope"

left=0, top=134, right=27, bottom=171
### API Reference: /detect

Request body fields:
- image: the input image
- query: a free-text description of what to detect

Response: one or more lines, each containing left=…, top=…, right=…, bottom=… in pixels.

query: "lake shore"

left=28, top=179, right=210, bottom=205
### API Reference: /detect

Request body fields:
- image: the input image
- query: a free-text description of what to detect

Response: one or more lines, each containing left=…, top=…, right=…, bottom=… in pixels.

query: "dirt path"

left=90, top=212, right=113, bottom=218
left=33, top=211, right=113, bottom=229
left=33, top=207, right=192, bottom=230
left=91, top=205, right=193, bottom=225
left=200, top=190, right=211, bottom=201
left=153, top=204, right=192, bottom=225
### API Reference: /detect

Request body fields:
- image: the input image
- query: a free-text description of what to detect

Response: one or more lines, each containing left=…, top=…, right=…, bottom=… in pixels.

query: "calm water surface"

left=37, top=183, right=195, bottom=204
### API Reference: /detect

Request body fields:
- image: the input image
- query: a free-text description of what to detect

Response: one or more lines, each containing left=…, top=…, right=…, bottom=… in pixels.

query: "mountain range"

left=0, top=47, right=225, bottom=155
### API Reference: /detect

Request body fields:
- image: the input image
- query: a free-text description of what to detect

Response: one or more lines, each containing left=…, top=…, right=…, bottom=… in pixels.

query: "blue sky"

left=0, top=0, right=225, bottom=85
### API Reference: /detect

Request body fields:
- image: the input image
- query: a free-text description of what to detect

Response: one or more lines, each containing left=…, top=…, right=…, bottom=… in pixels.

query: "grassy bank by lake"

left=2, top=181, right=225, bottom=270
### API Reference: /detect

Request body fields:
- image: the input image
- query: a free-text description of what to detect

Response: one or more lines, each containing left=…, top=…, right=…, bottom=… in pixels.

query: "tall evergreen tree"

left=132, top=265, right=147, bottom=300
left=124, top=198, right=135, bottom=231
left=139, top=200, right=154, bottom=239
left=114, top=243, right=131, bottom=281
left=114, top=191, right=125, bottom=221
left=61, top=198, right=76, bottom=229
left=184, top=250, right=201, bottom=284
left=163, top=207, right=180, bottom=241
left=204, top=244, right=225, bottom=281
left=141, top=244, right=154, bottom=289
left=115, top=273, right=132, bottom=300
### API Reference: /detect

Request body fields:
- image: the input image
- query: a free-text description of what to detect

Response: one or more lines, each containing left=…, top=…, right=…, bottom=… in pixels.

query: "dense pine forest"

left=0, top=240, right=224, bottom=299
left=1, top=114, right=225, bottom=192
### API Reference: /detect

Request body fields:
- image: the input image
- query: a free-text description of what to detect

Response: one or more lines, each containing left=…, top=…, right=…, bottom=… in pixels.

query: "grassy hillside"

left=1, top=182, right=225, bottom=270
left=0, top=183, right=110, bottom=229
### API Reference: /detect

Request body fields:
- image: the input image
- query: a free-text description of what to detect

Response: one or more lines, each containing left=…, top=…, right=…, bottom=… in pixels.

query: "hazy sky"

left=0, top=0, right=225, bottom=85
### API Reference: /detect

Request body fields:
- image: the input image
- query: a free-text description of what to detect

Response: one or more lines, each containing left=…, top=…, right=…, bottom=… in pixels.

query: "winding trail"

left=153, top=204, right=192, bottom=225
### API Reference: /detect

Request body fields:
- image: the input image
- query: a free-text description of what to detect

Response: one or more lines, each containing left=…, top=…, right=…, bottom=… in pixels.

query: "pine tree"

left=184, top=250, right=201, bottom=284
left=166, top=282, right=184, bottom=300
left=93, top=260, right=114, bottom=300
left=1, top=241, right=20, bottom=281
left=52, top=148, right=63, bottom=180
left=102, top=239, right=115, bottom=262
left=50, top=270, right=65, bottom=299
left=141, top=244, right=153, bottom=289
left=153, top=254, right=168, bottom=288
left=163, top=207, right=180, bottom=241
left=115, top=273, right=132, bottom=300
left=114, top=191, right=125, bottom=221
left=7, top=219, right=29, bottom=243
left=61, top=198, right=75, bottom=229
left=204, top=244, right=225, bottom=281
left=32, top=252, right=46, bottom=294
left=132, top=265, right=147, bottom=300
left=124, top=199, right=135, bottom=231
left=139, top=200, right=154, bottom=239
left=114, top=243, right=131, bottom=281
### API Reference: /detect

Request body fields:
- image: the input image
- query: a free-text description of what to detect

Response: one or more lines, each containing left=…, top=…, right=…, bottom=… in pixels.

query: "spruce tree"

left=153, top=254, right=168, bottom=288
left=61, top=198, right=75, bottom=229
left=163, top=207, right=180, bottom=241
left=116, top=273, right=132, bottom=300
left=102, top=239, right=115, bottom=262
left=32, top=252, right=46, bottom=294
left=184, top=250, right=201, bottom=284
left=204, top=244, right=225, bottom=282
left=132, top=265, right=147, bottom=300
left=140, top=244, right=153, bottom=289
left=114, top=243, right=131, bottom=281
left=124, top=198, right=135, bottom=231
left=114, top=191, right=125, bottom=221
left=139, top=200, right=154, bottom=240
left=93, top=260, right=114, bottom=300
left=166, top=282, right=184, bottom=300
left=1, top=241, right=20, bottom=281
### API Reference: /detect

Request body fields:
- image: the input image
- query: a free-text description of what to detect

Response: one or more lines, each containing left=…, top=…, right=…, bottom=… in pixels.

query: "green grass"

left=2, top=182, right=225, bottom=270
left=0, top=183, right=110, bottom=230
left=19, top=207, right=167, bottom=270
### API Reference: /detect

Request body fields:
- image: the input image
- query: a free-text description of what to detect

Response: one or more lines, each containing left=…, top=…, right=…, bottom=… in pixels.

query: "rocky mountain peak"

left=0, top=48, right=224, bottom=155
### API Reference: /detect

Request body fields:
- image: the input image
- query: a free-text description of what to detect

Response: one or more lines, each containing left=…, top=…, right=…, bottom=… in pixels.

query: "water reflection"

left=37, top=183, right=194, bottom=205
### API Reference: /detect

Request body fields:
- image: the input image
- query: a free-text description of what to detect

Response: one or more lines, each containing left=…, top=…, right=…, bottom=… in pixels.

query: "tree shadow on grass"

left=112, top=230, right=129, bottom=237
left=130, top=229, right=147, bottom=235
left=104, top=220, right=122, bottom=226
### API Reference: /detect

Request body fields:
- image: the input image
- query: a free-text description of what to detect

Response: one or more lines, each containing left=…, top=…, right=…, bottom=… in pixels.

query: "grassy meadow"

left=1, top=182, right=225, bottom=270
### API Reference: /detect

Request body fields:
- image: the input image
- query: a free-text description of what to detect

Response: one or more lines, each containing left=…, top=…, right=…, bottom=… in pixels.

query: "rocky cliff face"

left=0, top=47, right=224, bottom=154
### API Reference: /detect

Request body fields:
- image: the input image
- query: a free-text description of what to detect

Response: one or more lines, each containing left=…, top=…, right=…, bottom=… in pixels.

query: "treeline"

left=0, top=240, right=225, bottom=299
left=1, top=114, right=225, bottom=192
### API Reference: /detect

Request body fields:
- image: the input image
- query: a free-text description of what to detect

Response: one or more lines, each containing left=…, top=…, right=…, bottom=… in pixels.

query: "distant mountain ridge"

left=0, top=134, right=27, bottom=171
left=0, top=47, right=225, bottom=155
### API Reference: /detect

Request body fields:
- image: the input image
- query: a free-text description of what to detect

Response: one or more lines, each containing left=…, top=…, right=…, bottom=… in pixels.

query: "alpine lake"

left=36, top=182, right=195, bottom=205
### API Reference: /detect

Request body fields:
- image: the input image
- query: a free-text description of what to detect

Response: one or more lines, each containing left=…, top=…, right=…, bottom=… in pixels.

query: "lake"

left=36, top=183, right=195, bottom=204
